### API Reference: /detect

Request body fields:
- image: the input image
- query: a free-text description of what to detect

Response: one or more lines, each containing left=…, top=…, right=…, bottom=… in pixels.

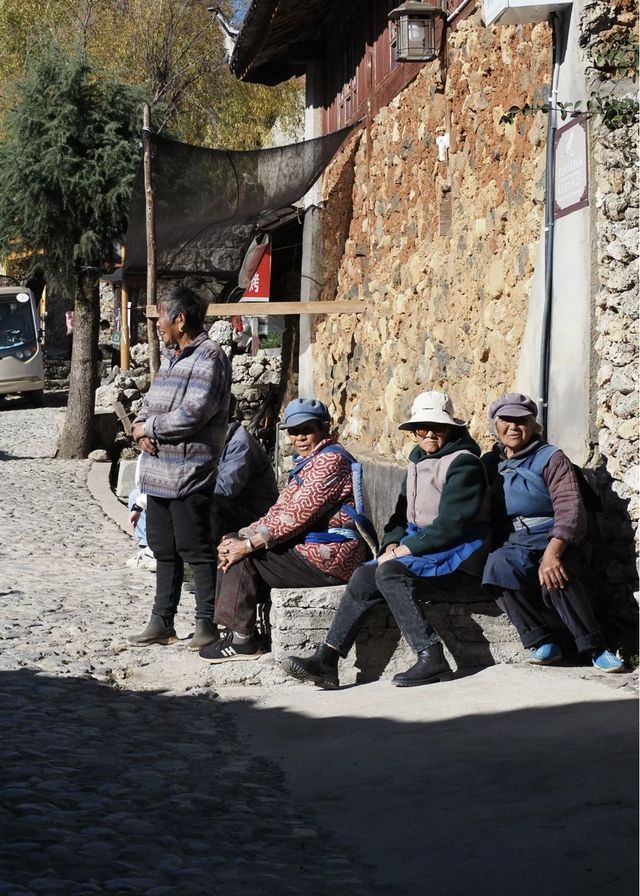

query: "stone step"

left=199, top=584, right=524, bottom=688
left=269, top=585, right=522, bottom=686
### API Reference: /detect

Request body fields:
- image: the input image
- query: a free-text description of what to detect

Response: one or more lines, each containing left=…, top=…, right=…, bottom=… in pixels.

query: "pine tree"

left=0, top=42, right=144, bottom=457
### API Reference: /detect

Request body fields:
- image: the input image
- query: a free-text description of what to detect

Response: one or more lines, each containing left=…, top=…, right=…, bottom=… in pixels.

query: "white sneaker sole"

left=203, top=651, right=264, bottom=664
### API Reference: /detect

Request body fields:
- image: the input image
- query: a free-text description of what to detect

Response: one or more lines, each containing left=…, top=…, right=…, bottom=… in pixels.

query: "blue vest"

left=498, top=443, right=558, bottom=519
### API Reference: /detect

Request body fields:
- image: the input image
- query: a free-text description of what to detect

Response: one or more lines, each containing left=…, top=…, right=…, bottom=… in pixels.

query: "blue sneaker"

left=527, top=642, right=562, bottom=665
left=592, top=649, right=625, bottom=673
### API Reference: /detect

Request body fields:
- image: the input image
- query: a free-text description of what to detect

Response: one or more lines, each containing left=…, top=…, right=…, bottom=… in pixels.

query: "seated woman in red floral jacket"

left=199, top=398, right=370, bottom=663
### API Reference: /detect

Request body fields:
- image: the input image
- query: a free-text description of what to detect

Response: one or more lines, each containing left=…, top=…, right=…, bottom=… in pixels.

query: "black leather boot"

left=127, top=614, right=178, bottom=646
left=187, top=619, right=219, bottom=651
left=282, top=643, right=340, bottom=689
left=391, top=643, right=453, bottom=687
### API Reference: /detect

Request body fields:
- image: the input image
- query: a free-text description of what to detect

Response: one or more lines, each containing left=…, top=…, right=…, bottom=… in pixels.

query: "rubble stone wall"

left=314, top=14, right=552, bottom=461
left=312, top=6, right=638, bottom=630
left=583, top=0, right=639, bottom=611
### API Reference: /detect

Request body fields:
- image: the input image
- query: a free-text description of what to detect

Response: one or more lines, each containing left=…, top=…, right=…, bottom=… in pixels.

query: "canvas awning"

left=123, top=125, right=354, bottom=280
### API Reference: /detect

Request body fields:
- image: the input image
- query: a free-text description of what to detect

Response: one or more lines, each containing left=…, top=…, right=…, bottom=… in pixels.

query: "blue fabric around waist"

left=482, top=527, right=549, bottom=591
left=364, top=523, right=488, bottom=578
left=304, top=528, right=358, bottom=545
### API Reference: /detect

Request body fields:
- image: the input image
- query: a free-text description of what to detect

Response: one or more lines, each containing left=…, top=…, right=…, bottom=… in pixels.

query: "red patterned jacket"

left=240, top=437, right=367, bottom=582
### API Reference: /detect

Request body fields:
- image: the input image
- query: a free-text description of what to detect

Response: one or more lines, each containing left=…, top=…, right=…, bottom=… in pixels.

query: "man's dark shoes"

left=127, top=614, right=178, bottom=646
left=199, top=631, right=264, bottom=663
left=281, top=643, right=339, bottom=689
left=391, top=643, right=453, bottom=687
left=187, top=619, right=219, bottom=651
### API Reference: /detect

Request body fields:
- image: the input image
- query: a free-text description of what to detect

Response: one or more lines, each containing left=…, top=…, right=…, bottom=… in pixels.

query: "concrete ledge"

left=116, top=458, right=138, bottom=499
left=87, top=461, right=129, bottom=534
left=270, top=585, right=522, bottom=683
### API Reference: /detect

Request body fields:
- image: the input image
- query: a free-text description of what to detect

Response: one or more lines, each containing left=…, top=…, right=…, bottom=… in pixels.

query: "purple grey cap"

left=488, top=392, right=538, bottom=420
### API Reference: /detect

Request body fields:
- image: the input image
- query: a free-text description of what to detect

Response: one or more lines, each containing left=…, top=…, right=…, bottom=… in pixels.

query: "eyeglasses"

left=411, top=423, right=448, bottom=437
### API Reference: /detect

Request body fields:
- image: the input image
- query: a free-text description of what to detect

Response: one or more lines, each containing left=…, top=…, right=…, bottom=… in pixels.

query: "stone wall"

left=582, top=0, right=639, bottom=618
left=310, top=7, right=638, bottom=640
left=314, top=14, right=552, bottom=460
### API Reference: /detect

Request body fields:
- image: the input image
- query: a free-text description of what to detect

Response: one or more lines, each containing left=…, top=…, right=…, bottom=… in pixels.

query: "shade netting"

left=123, top=125, right=355, bottom=279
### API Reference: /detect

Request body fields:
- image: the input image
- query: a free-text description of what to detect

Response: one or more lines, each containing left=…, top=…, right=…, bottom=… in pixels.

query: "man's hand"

left=128, top=509, right=141, bottom=532
left=539, top=538, right=569, bottom=591
left=132, top=422, right=157, bottom=455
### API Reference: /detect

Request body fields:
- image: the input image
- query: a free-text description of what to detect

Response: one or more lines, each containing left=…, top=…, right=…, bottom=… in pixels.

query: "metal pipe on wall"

left=539, top=12, right=568, bottom=436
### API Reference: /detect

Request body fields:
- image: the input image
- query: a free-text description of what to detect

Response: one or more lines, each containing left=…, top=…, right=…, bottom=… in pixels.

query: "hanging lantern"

left=388, top=0, right=448, bottom=63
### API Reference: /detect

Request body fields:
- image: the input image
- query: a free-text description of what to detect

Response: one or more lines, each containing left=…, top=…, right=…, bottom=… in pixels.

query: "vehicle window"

left=0, top=299, right=36, bottom=350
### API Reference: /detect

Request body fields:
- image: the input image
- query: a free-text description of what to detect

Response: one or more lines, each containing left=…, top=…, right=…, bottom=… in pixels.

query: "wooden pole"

left=250, top=315, right=260, bottom=356
left=119, top=247, right=130, bottom=370
left=143, top=104, right=160, bottom=380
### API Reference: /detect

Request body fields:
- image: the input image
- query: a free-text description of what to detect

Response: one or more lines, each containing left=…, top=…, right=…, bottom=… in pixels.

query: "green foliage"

left=0, top=0, right=304, bottom=151
left=0, top=42, right=144, bottom=286
left=500, top=92, right=638, bottom=131
left=260, top=331, right=283, bottom=349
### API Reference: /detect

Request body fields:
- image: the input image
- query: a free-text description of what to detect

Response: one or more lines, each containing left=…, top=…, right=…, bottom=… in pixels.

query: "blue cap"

left=281, top=398, right=330, bottom=430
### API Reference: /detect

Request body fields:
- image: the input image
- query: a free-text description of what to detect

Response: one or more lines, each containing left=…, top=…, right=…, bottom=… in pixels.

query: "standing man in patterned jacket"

left=128, top=286, right=231, bottom=651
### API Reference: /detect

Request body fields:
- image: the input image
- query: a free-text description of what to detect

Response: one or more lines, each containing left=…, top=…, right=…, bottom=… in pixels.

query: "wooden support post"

left=143, top=104, right=160, bottom=380
left=250, top=316, right=260, bottom=356
left=119, top=249, right=130, bottom=370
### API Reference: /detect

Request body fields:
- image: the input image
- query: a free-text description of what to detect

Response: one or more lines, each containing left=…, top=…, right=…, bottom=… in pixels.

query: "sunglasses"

left=411, top=423, right=449, bottom=437
left=287, top=425, right=319, bottom=437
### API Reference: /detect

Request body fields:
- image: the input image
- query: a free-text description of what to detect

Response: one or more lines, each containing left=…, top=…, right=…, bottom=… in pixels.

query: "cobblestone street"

left=0, top=402, right=379, bottom=896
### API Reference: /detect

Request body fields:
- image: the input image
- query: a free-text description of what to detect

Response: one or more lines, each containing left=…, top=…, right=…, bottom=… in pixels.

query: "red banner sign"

left=240, top=243, right=271, bottom=302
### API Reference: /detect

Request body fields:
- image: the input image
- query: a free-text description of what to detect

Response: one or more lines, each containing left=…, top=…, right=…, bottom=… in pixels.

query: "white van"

left=0, top=286, right=45, bottom=404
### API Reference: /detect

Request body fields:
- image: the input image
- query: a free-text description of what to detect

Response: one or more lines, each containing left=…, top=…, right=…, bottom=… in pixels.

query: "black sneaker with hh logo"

left=199, top=631, right=264, bottom=663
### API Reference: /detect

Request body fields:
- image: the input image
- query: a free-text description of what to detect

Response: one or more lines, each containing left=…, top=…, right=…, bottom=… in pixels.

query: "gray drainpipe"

left=539, top=11, right=569, bottom=436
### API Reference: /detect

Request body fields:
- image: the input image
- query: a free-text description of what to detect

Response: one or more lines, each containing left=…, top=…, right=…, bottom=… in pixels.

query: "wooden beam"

left=145, top=300, right=366, bottom=318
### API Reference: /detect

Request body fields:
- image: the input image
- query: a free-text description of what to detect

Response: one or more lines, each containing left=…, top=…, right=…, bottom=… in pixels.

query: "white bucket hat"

left=398, top=391, right=467, bottom=430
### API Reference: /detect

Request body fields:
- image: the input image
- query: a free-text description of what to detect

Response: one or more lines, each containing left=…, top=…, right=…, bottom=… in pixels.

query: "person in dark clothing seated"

left=481, top=392, right=625, bottom=673
left=282, top=391, right=491, bottom=689
left=210, top=402, right=279, bottom=546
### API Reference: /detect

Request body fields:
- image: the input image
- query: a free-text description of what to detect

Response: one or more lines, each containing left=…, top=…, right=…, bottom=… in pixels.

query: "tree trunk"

left=57, top=270, right=100, bottom=458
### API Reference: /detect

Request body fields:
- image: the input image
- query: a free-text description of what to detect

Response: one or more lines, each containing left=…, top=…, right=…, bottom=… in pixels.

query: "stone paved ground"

left=0, top=400, right=381, bottom=896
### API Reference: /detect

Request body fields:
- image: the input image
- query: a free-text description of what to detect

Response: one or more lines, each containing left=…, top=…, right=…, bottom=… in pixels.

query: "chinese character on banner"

left=240, top=242, right=271, bottom=303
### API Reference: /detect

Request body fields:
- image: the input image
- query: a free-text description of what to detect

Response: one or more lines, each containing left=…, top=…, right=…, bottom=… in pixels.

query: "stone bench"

left=268, top=585, right=523, bottom=685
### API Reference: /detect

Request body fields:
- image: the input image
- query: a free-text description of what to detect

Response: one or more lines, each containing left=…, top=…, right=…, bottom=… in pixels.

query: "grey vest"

left=406, top=449, right=489, bottom=527
left=406, top=449, right=490, bottom=576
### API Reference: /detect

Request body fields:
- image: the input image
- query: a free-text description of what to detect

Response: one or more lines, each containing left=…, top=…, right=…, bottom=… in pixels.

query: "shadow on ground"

left=0, top=391, right=68, bottom=411
left=228, top=682, right=639, bottom=895
left=1, top=668, right=637, bottom=895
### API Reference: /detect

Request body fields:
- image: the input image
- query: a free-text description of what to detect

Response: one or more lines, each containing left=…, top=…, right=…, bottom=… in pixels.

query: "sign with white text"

left=240, top=242, right=271, bottom=303
left=553, top=115, right=589, bottom=220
